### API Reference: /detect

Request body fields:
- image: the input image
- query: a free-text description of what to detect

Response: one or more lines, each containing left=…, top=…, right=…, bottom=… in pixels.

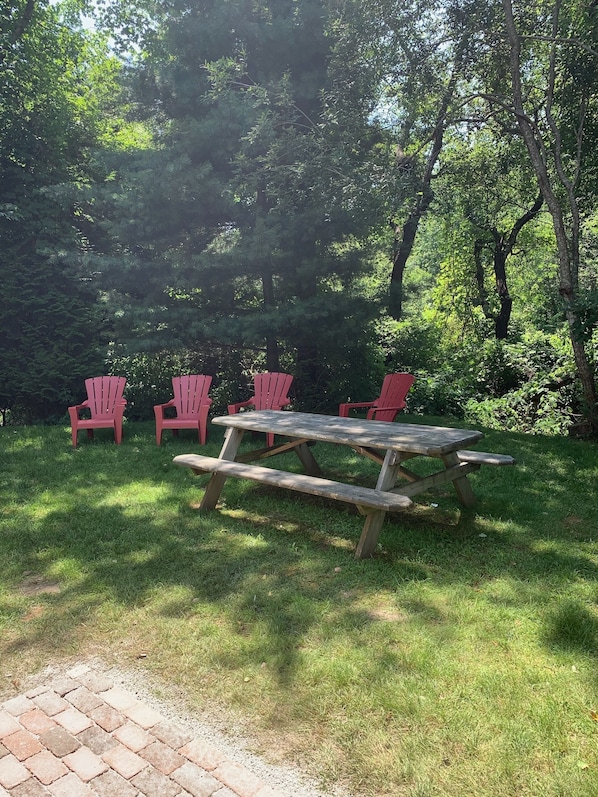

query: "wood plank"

left=457, top=450, right=515, bottom=466
left=200, top=427, right=244, bottom=510
left=173, top=454, right=412, bottom=512
left=212, top=410, right=484, bottom=456
left=233, top=437, right=313, bottom=463
left=390, top=461, right=478, bottom=498
left=355, top=448, right=405, bottom=559
left=441, top=451, right=476, bottom=507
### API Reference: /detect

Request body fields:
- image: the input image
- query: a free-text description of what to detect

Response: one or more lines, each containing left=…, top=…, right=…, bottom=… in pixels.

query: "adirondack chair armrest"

left=368, top=403, right=406, bottom=417
left=274, top=397, right=291, bottom=410
left=68, top=400, right=90, bottom=421
left=228, top=398, right=255, bottom=414
left=154, top=399, right=177, bottom=417
left=339, top=400, right=375, bottom=417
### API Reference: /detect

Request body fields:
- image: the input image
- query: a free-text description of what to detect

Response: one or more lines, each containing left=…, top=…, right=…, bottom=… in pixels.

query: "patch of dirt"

left=17, top=574, right=61, bottom=596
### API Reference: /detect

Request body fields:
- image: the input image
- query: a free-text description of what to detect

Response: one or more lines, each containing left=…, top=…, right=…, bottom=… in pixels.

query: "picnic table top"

left=213, top=410, right=483, bottom=458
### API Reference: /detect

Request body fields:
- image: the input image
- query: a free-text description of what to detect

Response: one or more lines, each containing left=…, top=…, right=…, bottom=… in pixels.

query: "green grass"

left=1, top=417, right=597, bottom=796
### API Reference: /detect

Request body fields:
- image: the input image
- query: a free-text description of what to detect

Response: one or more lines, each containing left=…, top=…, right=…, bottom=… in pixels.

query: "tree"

left=434, top=132, right=545, bottom=339
left=0, top=0, right=113, bottom=420
left=92, top=0, right=381, bottom=409
left=500, top=0, right=598, bottom=429
left=363, top=0, right=490, bottom=320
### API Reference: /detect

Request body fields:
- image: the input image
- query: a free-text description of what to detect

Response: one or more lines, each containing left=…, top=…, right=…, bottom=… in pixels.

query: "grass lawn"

left=1, top=416, right=597, bottom=796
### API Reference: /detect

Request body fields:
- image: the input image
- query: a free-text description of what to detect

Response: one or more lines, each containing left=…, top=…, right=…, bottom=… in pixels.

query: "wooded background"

left=1, top=0, right=597, bottom=434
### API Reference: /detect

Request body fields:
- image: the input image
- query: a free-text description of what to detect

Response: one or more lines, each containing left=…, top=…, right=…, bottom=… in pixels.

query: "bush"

left=107, top=348, right=247, bottom=421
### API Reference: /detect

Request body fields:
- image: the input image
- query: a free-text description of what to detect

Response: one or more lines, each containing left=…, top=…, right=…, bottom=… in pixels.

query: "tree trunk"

left=261, top=270, right=280, bottom=372
left=388, top=214, right=420, bottom=319
left=493, top=244, right=512, bottom=340
left=257, top=182, right=280, bottom=372
left=502, top=0, right=597, bottom=430
left=472, top=193, right=542, bottom=340
left=387, top=36, right=470, bottom=320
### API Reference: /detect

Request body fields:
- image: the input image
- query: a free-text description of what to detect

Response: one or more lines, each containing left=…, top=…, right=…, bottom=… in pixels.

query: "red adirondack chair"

left=68, top=376, right=127, bottom=447
left=339, top=372, right=415, bottom=423
left=228, top=372, right=293, bottom=446
left=154, top=375, right=213, bottom=445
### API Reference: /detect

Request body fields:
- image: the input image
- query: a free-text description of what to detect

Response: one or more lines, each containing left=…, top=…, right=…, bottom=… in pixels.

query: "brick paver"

left=63, top=692, right=101, bottom=718
left=212, top=761, right=264, bottom=797
left=130, top=766, right=182, bottom=797
left=23, top=751, right=68, bottom=785
left=72, top=729, right=113, bottom=759
left=112, top=721, right=151, bottom=753
left=3, top=700, right=34, bottom=719
left=0, top=665, right=312, bottom=797
left=38, top=730, right=79, bottom=759
left=3, top=732, right=44, bottom=762
left=123, top=703, right=162, bottom=730
left=11, top=779, right=52, bottom=797
left=0, top=715, right=21, bottom=741
left=87, top=705, right=123, bottom=735
left=180, top=739, right=226, bottom=771
left=63, top=748, right=107, bottom=783
left=32, top=694, right=69, bottom=719
left=19, top=712, right=56, bottom=737
left=139, top=739, right=183, bottom=774
left=100, top=744, right=147, bottom=780
left=89, top=769, right=138, bottom=797
left=171, top=761, right=221, bottom=797
left=53, top=711, right=91, bottom=738
left=0, top=756, right=30, bottom=789
left=99, top=689, right=136, bottom=714
left=46, top=771, right=94, bottom=797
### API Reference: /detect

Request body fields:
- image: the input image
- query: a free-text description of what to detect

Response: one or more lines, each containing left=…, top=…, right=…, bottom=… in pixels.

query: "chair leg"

left=72, top=427, right=78, bottom=448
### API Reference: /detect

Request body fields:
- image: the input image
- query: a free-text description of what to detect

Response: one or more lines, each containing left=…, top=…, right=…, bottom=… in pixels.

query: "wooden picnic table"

left=174, top=410, right=514, bottom=559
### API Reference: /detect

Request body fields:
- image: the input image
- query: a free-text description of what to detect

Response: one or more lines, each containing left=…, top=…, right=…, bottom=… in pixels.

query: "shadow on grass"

left=1, top=419, right=597, bottom=692
left=544, top=600, right=598, bottom=656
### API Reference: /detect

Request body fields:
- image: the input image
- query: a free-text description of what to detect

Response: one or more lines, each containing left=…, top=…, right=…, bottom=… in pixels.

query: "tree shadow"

left=1, top=420, right=598, bottom=700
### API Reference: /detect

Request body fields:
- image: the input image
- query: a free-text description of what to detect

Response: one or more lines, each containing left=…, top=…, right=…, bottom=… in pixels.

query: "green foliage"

left=375, top=310, right=578, bottom=432
left=106, top=348, right=249, bottom=421
left=89, top=0, right=380, bottom=408
left=0, top=1, right=121, bottom=421
left=462, top=335, right=577, bottom=434
left=2, top=0, right=596, bottom=435
left=0, top=254, right=107, bottom=423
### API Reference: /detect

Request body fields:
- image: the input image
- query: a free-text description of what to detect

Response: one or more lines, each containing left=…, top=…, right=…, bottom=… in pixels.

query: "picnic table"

left=174, top=410, right=514, bottom=559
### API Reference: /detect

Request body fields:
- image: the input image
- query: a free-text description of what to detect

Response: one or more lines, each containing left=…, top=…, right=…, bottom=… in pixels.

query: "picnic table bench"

left=174, top=411, right=515, bottom=558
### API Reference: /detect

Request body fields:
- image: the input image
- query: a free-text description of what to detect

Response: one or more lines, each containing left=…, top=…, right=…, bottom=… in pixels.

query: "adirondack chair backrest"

left=171, top=375, right=213, bottom=419
left=252, top=372, right=293, bottom=410
left=85, top=376, right=126, bottom=419
left=371, top=372, right=415, bottom=421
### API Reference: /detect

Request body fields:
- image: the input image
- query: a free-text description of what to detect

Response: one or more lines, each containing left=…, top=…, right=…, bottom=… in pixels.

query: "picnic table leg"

left=355, top=510, right=387, bottom=559
left=355, top=449, right=401, bottom=559
left=200, top=427, right=245, bottom=510
left=441, top=450, right=476, bottom=507
left=294, top=441, right=322, bottom=477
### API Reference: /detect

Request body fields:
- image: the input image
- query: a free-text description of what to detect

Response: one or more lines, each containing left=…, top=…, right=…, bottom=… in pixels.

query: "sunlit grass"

left=0, top=418, right=597, bottom=795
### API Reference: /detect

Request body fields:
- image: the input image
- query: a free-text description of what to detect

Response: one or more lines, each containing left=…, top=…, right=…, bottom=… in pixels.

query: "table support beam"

left=441, top=451, right=476, bottom=507
left=355, top=449, right=403, bottom=559
left=200, top=427, right=244, bottom=510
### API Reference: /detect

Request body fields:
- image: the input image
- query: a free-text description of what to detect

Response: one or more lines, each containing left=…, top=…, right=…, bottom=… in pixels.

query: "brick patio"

left=0, top=666, right=285, bottom=797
